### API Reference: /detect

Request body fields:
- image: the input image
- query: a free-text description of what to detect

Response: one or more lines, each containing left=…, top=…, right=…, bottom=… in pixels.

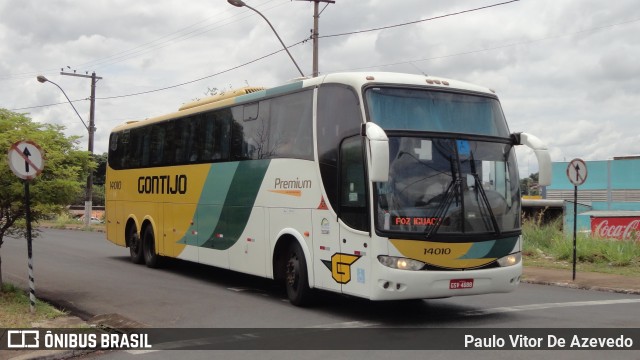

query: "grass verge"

left=0, top=283, right=67, bottom=328
left=522, top=216, right=640, bottom=277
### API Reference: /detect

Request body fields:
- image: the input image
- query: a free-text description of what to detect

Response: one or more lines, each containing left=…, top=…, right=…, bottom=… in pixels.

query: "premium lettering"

left=274, top=177, right=312, bottom=189
left=137, top=175, right=187, bottom=194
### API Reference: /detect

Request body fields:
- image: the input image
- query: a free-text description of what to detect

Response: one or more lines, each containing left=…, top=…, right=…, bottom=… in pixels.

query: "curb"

left=521, top=278, right=640, bottom=295
left=6, top=349, right=96, bottom=360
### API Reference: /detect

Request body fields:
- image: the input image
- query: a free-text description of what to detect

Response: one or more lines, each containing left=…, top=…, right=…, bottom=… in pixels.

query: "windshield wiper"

left=424, top=177, right=461, bottom=239
left=425, top=149, right=462, bottom=239
left=469, top=152, right=501, bottom=235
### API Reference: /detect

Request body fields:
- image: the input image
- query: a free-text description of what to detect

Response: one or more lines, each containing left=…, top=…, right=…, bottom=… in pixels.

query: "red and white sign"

left=7, top=140, right=45, bottom=180
left=591, top=217, right=640, bottom=241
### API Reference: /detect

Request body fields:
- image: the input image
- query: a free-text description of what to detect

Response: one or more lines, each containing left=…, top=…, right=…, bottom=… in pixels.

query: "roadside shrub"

left=53, top=213, right=76, bottom=228
left=523, top=216, right=640, bottom=267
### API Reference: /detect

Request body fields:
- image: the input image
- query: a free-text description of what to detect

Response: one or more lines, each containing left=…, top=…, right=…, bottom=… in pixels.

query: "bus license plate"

left=449, top=279, right=474, bottom=289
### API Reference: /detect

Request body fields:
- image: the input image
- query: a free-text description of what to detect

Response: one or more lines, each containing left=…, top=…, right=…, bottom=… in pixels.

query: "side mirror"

left=512, top=132, right=552, bottom=186
left=363, top=123, right=389, bottom=182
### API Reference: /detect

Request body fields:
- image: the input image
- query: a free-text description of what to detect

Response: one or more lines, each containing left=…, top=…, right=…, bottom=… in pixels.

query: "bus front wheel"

left=128, top=226, right=144, bottom=264
left=285, top=241, right=311, bottom=306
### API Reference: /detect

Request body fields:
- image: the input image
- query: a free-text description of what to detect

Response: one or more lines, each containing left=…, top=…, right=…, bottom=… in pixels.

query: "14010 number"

left=423, top=247, right=452, bottom=255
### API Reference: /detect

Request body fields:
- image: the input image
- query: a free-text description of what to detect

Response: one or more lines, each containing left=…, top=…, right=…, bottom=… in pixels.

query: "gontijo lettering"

left=138, top=175, right=187, bottom=194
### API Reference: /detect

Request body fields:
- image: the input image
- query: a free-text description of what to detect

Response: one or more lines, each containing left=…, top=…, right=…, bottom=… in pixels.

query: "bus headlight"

left=496, top=252, right=521, bottom=267
left=378, top=256, right=425, bottom=271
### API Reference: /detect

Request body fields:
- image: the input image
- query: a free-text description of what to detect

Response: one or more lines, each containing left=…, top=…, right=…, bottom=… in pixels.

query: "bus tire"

left=142, top=226, right=161, bottom=268
left=128, top=225, right=144, bottom=264
left=285, top=241, right=311, bottom=306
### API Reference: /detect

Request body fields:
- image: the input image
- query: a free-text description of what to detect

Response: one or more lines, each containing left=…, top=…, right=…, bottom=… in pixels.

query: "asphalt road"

left=2, top=229, right=639, bottom=359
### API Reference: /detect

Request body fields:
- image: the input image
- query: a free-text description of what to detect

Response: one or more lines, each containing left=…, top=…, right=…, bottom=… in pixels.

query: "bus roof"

left=110, top=72, right=497, bottom=133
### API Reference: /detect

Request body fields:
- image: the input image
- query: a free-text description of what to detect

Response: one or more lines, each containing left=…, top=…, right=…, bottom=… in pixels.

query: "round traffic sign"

left=566, top=158, right=587, bottom=186
left=8, top=140, right=45, bottom=180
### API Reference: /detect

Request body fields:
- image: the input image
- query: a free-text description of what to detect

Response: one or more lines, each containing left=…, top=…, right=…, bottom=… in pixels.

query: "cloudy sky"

left=1, top=0, right=639, bottom=178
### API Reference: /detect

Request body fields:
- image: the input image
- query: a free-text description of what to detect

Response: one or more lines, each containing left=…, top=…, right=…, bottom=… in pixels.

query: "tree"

left=93, top=152, right=107, bottom=186
left=0, top=109, right=93, bottom=286
left=520, top=172, right=540, bottom=196
left=72, top=152, right=106, bottom=206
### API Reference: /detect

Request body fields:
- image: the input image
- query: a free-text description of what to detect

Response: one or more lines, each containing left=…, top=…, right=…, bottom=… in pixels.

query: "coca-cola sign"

left=591, top=217, right=640, bottom=241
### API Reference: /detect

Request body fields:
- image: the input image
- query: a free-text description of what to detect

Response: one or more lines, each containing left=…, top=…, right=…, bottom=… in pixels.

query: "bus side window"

left=231, top=103, right=269, bottom=160
left=174, top=116, right=200, bottom=164
left=163, top=122, right=175, bottom=166
left=149, top=124, right=165, bottom=166
left=202, top=111, right=231, bottom=162
left=268, top=90, right=313, bottom=160
left=127, top=128, right=142, bottom=168
left=317, top=84, right=363, bottom=212
left=230, top=106, right=247, bottom=160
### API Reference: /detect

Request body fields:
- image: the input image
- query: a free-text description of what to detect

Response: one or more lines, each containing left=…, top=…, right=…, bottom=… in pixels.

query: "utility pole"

left=60, top=71, right=102, bottom=227
left=303, top=0, right=334, bottom=77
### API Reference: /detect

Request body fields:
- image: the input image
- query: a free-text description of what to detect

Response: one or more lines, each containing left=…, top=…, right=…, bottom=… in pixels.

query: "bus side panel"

left=105, top=200, right=124, bottom=246
left=228, top=207, right=267, bottom=277
left=197, top=204, right=229, bottom=269
left=268, top=208, right=313, bottom=284
left=163, top=203, right=196, bottom=261
left=338, top=222, right=372, bottom=299
left=311, top=209, right=341, bottom=293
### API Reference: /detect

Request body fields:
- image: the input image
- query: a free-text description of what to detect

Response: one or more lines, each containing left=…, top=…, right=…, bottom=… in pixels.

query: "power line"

left=10, top=3, right=638, bottom=111
left=319, top=0, right=520, bottom=39
left=0, top=0, right=287, bottom=81
left=96, top=42, right=304, bottom=100
left=11, top=98, right=89, bottom=112
left=340, top=16, right=640, bottom=72
left=14, top=1, right=518, bottom=108
left=80, top=0, right=289, bottom=71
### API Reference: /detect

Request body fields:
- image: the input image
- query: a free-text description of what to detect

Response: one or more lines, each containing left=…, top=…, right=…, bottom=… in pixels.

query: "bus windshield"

left=365, top=87, right=520, bottom=237
left=365, top=87, right=510, bottom=137
left=375, top=137, right=520, bottom=237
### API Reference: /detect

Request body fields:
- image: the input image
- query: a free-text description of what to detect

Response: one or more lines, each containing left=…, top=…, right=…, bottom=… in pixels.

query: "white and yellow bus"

left=106, top=72, right=551, bottom=306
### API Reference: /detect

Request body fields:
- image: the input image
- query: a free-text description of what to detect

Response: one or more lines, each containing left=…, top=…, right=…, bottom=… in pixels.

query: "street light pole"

left=227, top=0, right=305, bottom=77
left=36, top=72, right=101, bottom=226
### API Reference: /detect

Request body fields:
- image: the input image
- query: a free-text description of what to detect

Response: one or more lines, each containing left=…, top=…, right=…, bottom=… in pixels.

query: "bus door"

left=337, top=136, right=371, bottom=297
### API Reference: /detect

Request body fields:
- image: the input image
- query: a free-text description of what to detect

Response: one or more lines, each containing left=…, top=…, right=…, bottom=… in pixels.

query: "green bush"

left=53, top=213, right=76, bottom=228
left=522, top=215, right=640, bottom=267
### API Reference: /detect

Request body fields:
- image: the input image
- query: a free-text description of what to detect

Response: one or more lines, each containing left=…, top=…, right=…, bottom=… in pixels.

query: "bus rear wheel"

left=128, top=226, right=144, bottom=264
left=285, top=242, right=311, bottom=306
left=142, top=226, right=161, bottom=268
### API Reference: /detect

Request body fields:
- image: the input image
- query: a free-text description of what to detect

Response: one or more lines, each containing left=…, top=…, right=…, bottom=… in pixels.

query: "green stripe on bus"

left=200, top=160, right=270, bottom=250
left=234, top=81, right=304, bottom=104
left=457, top=236, right=518, bottom=260
left=483, top=236, right=519, bottom=259
left=177, top=162, right=239, bottom=247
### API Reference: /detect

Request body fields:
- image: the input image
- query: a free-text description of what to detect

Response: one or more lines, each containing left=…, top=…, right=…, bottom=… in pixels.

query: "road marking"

left=306, top=321, right=380, bottom=328
left=126, top=350, right=160, bottom=355
left=465, top=298, right=640, bottom=316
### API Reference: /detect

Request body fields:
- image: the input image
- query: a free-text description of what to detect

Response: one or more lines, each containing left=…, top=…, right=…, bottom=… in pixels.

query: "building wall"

left=546, top=158, right=640, bottom=231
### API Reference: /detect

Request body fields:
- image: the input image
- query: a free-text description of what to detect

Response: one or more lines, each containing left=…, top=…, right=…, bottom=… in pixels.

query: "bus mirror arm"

left=363, top=123, right=390, bottom=182
left=511, top=132, right=552, bottom=186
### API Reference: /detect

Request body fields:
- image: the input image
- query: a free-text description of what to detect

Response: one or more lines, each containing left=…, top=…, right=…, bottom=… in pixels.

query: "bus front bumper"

left=369, top=262, right=522, bottom=301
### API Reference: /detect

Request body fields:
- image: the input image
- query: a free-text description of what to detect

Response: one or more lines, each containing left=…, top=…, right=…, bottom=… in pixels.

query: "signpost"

left=566, top=158, right=587, bottom=281
left=8, top=140, right=45, bottom=313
